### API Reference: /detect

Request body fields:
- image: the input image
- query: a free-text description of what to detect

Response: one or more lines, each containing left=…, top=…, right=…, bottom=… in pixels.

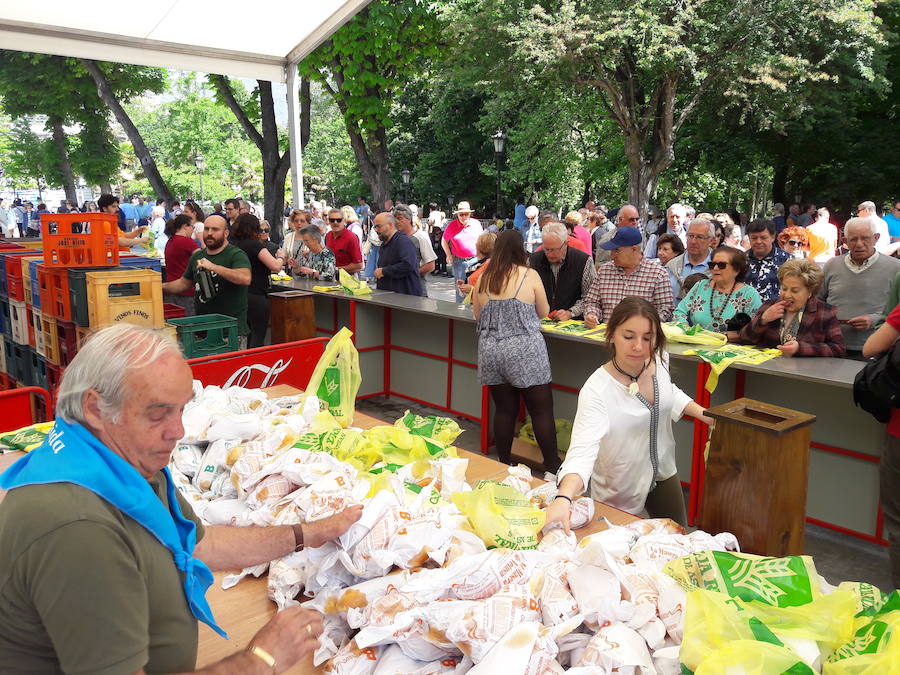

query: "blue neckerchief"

left=0, top=418, right=226, bottom=638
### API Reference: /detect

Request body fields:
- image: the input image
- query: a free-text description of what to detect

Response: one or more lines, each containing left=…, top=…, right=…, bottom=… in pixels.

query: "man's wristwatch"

left=291, top=523, right=305, bottom=552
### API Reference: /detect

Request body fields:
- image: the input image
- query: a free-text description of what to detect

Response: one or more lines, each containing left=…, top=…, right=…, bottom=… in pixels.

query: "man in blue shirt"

left=665, top=218, right=714, bottom=300
left=373, top=212, right=422, bottom=297
left=884, top=200, right=900, bottom=243
left=745, top=218, right=792, bottom=302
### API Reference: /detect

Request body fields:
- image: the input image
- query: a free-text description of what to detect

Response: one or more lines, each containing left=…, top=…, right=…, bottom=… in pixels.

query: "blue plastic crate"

left=30, top=350, right=47, bottom=390
left=29, top=260, right=42, bottom=310
left=0, top=298, right=9, bottom=339
left=119, top=256, right=162, bottom=273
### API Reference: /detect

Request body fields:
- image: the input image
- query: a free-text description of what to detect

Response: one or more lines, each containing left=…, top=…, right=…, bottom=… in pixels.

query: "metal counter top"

left=283, top=278, right=863, bottom=390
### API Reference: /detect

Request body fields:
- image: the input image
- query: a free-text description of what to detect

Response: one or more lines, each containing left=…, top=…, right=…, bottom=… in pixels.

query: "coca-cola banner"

left=187, top=338, right=329, bottom=391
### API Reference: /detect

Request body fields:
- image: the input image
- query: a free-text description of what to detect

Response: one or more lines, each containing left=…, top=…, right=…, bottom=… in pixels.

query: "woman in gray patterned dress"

left=473, top=230, right=561, bottom=475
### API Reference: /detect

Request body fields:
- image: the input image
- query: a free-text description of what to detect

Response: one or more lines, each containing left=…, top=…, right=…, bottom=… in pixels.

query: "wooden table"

left=0, top=386, right=636, bottom=674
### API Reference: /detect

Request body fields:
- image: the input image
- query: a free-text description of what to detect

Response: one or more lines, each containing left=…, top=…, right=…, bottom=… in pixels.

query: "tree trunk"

left=100, top=182, right=113, bottom=195
left=50, top=118, right=78, bottom=203
left=80, top=59, right=173, bottom=203
left=772, top=156, right=790, bottom=207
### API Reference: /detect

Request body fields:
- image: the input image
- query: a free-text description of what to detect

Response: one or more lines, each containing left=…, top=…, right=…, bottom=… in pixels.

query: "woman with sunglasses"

left=673, top=246, right=762, bottom=339
left=778, top=226, right=810, bottom=259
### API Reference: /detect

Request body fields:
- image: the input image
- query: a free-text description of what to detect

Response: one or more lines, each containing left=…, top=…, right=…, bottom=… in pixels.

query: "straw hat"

left=454, top=201, right=473, bottom=214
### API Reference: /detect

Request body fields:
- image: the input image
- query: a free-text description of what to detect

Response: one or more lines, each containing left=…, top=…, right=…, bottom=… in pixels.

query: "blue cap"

left=599, top=226, right=642, bottom=250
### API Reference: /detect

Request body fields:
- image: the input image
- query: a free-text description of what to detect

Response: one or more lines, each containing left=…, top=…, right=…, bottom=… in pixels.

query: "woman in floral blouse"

left=674, top=246, right=762, bottom=340
left=294, top=225, right=336, bottom=281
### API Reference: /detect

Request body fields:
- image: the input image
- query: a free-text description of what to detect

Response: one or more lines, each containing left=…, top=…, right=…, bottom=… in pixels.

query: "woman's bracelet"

left=554, top=494, right=573, bottom=504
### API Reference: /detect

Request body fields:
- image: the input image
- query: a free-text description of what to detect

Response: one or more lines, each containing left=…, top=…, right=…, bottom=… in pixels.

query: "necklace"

left=709, top=281, right=737, bottom=331
left=611, top=357, right=650, bottom=396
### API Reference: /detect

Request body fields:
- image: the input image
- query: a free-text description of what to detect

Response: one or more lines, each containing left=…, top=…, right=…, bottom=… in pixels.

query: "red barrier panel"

left=0, top=386, right=52, bottom=434
left=187, top=337, right=329, bottom=390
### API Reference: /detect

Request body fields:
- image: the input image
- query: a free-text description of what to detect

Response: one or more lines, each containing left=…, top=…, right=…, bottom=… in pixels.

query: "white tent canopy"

left=0, top=0, right=372, bottom=205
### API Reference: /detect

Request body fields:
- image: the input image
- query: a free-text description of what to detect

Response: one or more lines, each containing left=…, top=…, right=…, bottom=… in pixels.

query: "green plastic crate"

left=167, top=313, right=239, bottom=358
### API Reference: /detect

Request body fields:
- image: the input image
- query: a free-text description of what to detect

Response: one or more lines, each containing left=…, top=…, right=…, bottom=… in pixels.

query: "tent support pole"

left=285, top=61, right=303, bottom=209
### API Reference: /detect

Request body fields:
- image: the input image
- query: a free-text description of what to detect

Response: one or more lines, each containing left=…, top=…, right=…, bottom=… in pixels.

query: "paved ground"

left=357, top=394, right=894, bottom=591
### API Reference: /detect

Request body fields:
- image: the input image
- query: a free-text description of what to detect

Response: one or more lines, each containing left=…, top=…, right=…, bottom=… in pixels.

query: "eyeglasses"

left=686, top=233, right=709, bottom=240
left=625, top=217, right=640, bottom=222
left=543, top=244, right=566, bottom=254
left=787, top=240, right=801, bottom=247
left=261, top=228, right=270, bottom=233
left=710, top=261, right=730, bottom=270
left=328, top=218, right=343, bottom=223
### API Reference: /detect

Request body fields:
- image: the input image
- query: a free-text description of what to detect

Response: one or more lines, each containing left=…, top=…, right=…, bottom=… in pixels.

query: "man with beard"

left=162, top=215, right=252, bottom=347
left=373, top=212, right=422, bottom=296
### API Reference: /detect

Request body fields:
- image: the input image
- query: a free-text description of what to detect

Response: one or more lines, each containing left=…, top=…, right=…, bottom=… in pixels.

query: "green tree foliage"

left=300, top=0, right=443, bottom=206
left=124, top=80, right=263, bottom=205
left=449, top=0, right=886, bottom=216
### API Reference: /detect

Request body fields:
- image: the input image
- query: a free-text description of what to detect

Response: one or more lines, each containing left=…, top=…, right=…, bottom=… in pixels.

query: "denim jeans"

left=452, top=257, right=475, bottom=302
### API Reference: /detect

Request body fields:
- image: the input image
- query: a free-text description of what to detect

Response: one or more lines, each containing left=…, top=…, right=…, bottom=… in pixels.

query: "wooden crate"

left=85, top=269, right=163, bottom=329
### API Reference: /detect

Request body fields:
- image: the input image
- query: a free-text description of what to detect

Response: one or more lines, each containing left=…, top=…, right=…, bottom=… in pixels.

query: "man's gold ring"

left=306, top=624, right=313, bottom=636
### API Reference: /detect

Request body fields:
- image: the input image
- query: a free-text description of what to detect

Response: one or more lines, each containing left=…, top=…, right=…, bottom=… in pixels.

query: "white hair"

left=541, top=222, right=568, bottom=244
left=525, top=205, right=539, bottom=218
left=857, top=200, right=876, bottom=213
left=151, top=205, right=165, bottom=218
left=56, top=324, right=183, bottom=425
left=844, top=216, right=877, bottom=239
left=688, top=217, right=716, bottom=239
left=667, top=203, right=687, bottom=216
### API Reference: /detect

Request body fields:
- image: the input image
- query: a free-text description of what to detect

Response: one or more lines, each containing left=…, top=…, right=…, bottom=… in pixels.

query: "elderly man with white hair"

left=0, top=325, right=362, bottom=673
left=521, top=205, right=542, bottom=253
left=819, top=217, right=900, bottom=357
left=857, top=200, right=893, bottom=255
left=644, top=203, right=688, bottom=259
left=665, top=217, right=716, bottom=301
left=528, top=221, right=595, bottom=321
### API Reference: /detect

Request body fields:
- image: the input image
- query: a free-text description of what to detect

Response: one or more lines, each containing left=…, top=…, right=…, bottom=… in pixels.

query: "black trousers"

left=246, top=292, right=270, bottom=349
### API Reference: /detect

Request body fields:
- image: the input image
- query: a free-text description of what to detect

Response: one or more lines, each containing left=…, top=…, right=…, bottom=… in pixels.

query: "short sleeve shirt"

left=0, top=473, right=205, bottom=674
left=410, top=229, right=438, bottom=270
left=231, top=238, right=272, bottom=295
left=182, top=244, right=251, bottom=335
left=325, top=228, right=363, bottom=268
left=164, top=235, right=200, bottom=294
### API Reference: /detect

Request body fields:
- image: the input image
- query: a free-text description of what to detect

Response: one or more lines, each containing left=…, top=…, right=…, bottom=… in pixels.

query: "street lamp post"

left=400, top=169, right=411, bottom=204
left=193, top=155, right=206, bottom=203
left=491, top=130, right=507, bottom=219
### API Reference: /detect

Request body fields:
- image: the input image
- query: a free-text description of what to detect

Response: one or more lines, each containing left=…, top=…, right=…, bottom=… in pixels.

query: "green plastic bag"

left=394, top=410, right=462, bottom=446
left=452, top=480, right=545, bottom=550
left=304, top=327, right=362, bottom=428
left=338, top=268, right=372, bottom=296
left=518, top=417, right=573, bottom=455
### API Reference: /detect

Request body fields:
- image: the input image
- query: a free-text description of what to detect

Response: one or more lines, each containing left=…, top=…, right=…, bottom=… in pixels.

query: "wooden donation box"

left=269, top=290, right=315, bottom=344
left=699, top=397, right=816, bottom=557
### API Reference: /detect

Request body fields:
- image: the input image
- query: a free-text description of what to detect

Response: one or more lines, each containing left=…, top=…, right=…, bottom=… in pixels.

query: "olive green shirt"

left=0, top=472, right=206, bottom=674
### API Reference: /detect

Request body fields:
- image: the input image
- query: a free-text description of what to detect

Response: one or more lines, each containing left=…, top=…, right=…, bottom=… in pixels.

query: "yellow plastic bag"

left=312, top=284, right=343, bottom=292
left=663, top=321, right=728, bottom=347
left=304, top=327, right=362, bottom=427
left=394, top=410, right=463, bottom=446
left=0, top=421, right=55, bottom=452
left=338, top=268, right=372, bottom=296
left=452, top=480, right=545, bottom=549
left=683, top=344, right=782, bottom=392
left=825, top=591, right=900, bottom=674
left=360, top=426, right=455, bottom=468
left=518, top=417, right=572, bottom=455
left=694, top=640, right=817, bottom=675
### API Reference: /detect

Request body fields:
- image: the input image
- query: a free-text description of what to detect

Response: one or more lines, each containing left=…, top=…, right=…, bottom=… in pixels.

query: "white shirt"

left=410, top=228, right=437, bottom=269
left=559, top=357, right=693, bottom=514
left=869, top=215, right=891, bottom=255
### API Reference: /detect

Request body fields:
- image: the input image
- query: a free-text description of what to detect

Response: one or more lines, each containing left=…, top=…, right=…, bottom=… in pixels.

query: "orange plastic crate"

left=41, top=213, right=120, bottom=268
left=37, top=266, right=74, bottom=322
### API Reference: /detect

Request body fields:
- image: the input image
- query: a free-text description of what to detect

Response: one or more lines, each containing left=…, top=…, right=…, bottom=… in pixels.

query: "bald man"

left=162, top=215, right=252, bottom=347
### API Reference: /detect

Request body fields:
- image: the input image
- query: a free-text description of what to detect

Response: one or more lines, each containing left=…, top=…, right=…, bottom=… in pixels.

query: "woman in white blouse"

left=545, top=297, right=712, bottom=530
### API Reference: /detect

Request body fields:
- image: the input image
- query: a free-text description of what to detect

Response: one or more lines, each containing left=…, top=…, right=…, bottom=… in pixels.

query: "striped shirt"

left=584, top=257, right=674, bottom=323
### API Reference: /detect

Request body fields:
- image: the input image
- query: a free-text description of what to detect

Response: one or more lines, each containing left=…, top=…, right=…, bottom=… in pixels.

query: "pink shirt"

left=442, top=218, right=482, bottom=258
left=573, top=225, right=592, bottom=253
